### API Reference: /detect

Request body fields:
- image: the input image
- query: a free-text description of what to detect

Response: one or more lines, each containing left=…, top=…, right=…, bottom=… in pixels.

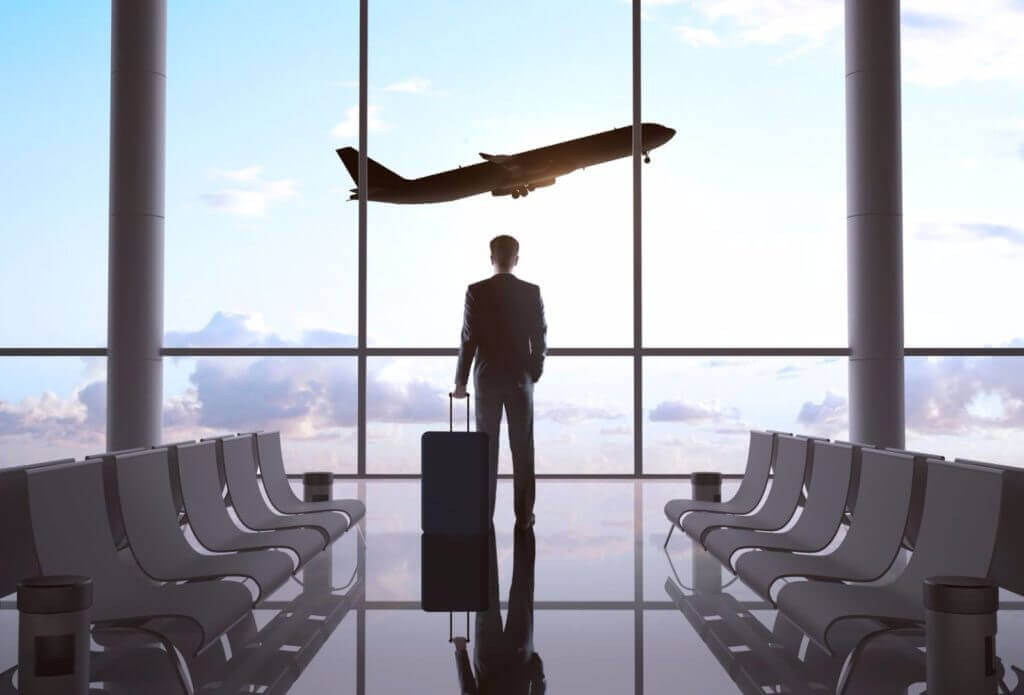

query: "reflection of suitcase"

left=420, top=533, right=490, bottom=613
left=421, top=394, right=490, bottom=535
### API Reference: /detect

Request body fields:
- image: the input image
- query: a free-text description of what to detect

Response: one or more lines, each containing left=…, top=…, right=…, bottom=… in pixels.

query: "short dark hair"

left=490, top=235, right=519, bottom=266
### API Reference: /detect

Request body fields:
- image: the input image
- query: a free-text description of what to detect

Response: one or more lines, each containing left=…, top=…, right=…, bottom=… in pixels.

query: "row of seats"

left=0, top=431, right=364, bottom=663
left=664, top=431, right=1024, bottom=685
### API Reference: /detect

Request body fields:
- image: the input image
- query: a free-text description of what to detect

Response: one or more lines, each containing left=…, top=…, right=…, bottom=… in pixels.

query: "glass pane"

left=0, top=358, right=106, bottom=468
left=367, top=0, right=632, bottom=347
left=642, top=2, right=846, bottom=347
left=163, top=357, right=357, bottom=474
left=902, top=7, right=1024, bottom=347
left=905, top=356, right=1024, bottom=468
left=0, top=6, right=109, bottom=346
left=644, top=357, right=848, bottom=474
left=367, top=356, right=633, bottom=474
left=164, top=2, right=357, bottom=346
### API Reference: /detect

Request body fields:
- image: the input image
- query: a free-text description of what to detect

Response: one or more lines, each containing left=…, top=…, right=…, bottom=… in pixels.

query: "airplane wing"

left=479, top=152, right=512, bottom=165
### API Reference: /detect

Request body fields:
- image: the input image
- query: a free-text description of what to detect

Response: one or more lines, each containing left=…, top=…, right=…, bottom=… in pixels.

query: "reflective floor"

left=3, top=479, right=1024, bottom=693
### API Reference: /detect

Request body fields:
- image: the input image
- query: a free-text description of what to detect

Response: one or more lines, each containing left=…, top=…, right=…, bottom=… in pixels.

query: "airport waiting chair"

left=663, top=430, right=776, bottom=545
left=704, top=441, right=854, bottom=571
left=115, top=448, right=294, bottom=602
left=734, top=448, right=916, bottom=603
left=255, top=431, right=366, bottom=525
left=173, top=441, right=325, bottom=567
left=219, top=435, right=349, bottom=545
left=25, top=459, right=254, bottom=656
left=774, top=460, right=1003, bottom=691
left=677, top=434, right=812, bottom=546
left=883, top=448, right=939, bottom=550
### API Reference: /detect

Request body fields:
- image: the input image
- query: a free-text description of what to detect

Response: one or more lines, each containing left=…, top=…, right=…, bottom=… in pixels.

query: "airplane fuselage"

left=353, top=123, right=674, bottom=204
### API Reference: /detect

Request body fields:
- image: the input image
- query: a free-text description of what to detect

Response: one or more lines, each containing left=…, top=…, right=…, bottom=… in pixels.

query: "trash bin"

left=924, top=575, right=998, bottom=695
left=303, top=471, right=333, bottom=503
left=692, top=472, right=722, bottom=504
left=17, top=575, right=92, bottom=695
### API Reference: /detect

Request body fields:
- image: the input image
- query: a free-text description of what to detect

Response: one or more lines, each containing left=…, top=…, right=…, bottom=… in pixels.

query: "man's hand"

left=452, top=384, right=468, bottom=399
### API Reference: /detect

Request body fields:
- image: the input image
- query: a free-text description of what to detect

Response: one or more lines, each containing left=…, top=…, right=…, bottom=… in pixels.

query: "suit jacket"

left=455, top=274, right=547, bottom=392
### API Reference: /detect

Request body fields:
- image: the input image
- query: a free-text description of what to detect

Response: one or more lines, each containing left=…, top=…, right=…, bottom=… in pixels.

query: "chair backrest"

left=25, top=460, right=125, bottom=583
left=114, top=448, right=191, bottom=573
left=83, top=449, right=145, bottom=551
left=760, top=435, right=811, bottom=521
left=795, top=441, right=854, bottom=537
left=158, top=440, right=196, bottom=517
left=221, top=434, right=260, bottom=497
left=896, top=459, right=1004, bottom=602
left=727, top=431, right=775, bottom=509
left=255, top=431, right=294, bottom=499
left=0, top=460, right=72, bottom=596
left=174, top=440, right=236, bottom=546
left=956, top=458, right=1024, bottom=597
left=884, top=448, right=942, bottom=549
left=834, top=449, right=914, bottom=573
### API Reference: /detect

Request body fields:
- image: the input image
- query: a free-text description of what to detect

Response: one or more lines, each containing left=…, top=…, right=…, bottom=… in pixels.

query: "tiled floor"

left=3, top=479, right=1024, bottom=693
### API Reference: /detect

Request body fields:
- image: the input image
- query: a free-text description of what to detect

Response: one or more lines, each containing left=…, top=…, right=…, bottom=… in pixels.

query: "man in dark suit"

left=453, top=235, right=546, bottom=530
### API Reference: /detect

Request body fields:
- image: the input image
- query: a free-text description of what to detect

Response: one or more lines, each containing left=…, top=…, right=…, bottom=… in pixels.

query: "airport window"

left=3, top=2, right=1024, bottom=474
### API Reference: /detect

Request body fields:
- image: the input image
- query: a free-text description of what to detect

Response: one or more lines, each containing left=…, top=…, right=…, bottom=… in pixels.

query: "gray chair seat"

left=220, top=435, right=348, bottom=545
left=115, top=448, right=294, bottom=601
left=255, top=431, right=366, bottom=525
left=775, top=459, right=1004, bottom=654
left=664, top=431, right=775, bottom=526
left=174, top=441, right=325, bottom=567
left=705, top=441, right=854, bottom=570
left=26, top=460, right=253, bottom=656
left=680, top=435, right=811, bottom=545
left=735, top=449, right=916, bottom=602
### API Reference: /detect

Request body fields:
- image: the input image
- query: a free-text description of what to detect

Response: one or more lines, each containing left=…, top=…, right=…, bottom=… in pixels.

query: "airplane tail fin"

left=335, top=147, right=406, bottom=188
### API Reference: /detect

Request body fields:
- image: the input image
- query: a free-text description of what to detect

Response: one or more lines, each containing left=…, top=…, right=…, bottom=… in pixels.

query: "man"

left=453, top=528, right=545, bottom=694
left=453, top=235, right=546, bottom=530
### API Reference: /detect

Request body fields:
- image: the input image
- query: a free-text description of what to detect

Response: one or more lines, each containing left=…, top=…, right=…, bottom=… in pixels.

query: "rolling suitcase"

left=421, top=393, right=490, bottom=534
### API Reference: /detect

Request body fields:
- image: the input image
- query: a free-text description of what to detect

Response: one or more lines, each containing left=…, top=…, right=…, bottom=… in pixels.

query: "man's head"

left=490, top=235, right=519, bottom=273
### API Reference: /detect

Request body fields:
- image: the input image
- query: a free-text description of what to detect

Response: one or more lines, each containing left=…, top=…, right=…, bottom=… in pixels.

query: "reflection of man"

left=453, top=235, right=547, bottom=530
left=454, top=529, right=545, bottom=694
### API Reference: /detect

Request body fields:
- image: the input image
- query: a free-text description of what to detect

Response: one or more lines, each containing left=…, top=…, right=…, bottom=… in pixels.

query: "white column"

left=846, top=0, right=905, bottom=448
left=106, top=0, right=166, bottom=450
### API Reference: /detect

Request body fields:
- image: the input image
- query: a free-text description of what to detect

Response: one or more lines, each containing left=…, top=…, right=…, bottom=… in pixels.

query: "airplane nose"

left=662, top=126, right=676, bottom=141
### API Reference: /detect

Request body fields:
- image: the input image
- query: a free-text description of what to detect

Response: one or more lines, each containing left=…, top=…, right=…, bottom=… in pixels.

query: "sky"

left=1, top=0, right=1023, bottom=472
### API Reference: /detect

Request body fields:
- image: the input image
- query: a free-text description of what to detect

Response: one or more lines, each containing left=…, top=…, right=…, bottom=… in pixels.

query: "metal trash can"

left=692, top=472, right=722, bottom=504
left=17, top=575, right=92, bottom=695
left=303, top=471, right=333, bottom=503
left=924, top=575, right=998, bottom=695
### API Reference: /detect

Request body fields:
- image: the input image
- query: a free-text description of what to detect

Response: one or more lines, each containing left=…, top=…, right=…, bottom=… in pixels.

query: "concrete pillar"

left=846, top=0, right=905, bottom=448
left=106, top=0, right=166, bottom=450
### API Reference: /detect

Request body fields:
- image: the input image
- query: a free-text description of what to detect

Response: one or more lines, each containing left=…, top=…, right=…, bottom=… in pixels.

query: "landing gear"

left=510, top=186, right=528, bottom=199
left=511, top=190, right=520, bottom=199
left=643, top=151, right=651, bottom=164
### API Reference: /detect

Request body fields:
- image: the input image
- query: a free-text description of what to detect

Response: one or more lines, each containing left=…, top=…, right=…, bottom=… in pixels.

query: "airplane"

left=335, top=122, right=675, bottom=204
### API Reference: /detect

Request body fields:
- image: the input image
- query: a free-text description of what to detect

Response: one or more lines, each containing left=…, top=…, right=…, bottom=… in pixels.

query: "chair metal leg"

left=835, top=625, right=923, bottom=695
left=663, top=523, right=676, bottom=548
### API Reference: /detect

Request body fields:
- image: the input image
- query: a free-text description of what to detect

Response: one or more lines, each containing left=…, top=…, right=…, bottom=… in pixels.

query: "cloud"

left=796, top=391, right=848, bottom=430
left=331, top=105, right=388, bottom=139
left=905, top=354, right=1024, bottom=435
left=200, top=167, right=297, bottom=217
left=380, top=77, right=432, bottom=94
left=674, top=25, right=720, bottom=46
left=0, top=384, right=105, bottom=446
left=777, top=365, right=802, bottom=379
left=165, top=312, right=356, bottom=349
left=537, top=402, right=624, bottom=425
left=649, top=399, right=738, bottom=423
left=961, top=223, right=1024, bottom=246
left=600, top=426, right=632, bottom=436
left=666, top=0, right=1024, bottom=86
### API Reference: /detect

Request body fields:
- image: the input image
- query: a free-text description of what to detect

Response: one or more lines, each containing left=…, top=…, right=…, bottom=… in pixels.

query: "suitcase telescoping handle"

left=448, top=392, right=470, bottom=432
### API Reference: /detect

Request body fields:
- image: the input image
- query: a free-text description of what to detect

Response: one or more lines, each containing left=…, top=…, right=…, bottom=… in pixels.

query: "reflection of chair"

left=115, top=448, right=294, bottom=601
left=219, top=435, right=349, bottom=545
left=255, top=431, right=366, bottom=524
left=174, top=440, right=324, bottom=567
left=775, top=460, right=1003, bottom=692
left=734, top=449, right=915, bottom=602
left=664, top=431, right=775, bottom=546
left=679, top=435, right=811, bottom=546
left=704, top=441, right=854, bottom=570
left=26, top=460, right=253, bottom=656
